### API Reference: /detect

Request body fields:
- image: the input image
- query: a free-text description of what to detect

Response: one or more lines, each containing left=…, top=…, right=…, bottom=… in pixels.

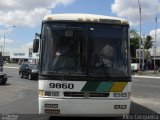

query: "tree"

left=144, top=35, right=153, bottom=70
left=144, top=35, right=153, bottom=50
left=130, top=29, right=139, bottom=58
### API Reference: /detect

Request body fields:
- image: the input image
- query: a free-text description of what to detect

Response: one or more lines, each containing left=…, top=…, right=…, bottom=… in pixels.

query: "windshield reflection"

left=40, top=22, right=129, bottom=77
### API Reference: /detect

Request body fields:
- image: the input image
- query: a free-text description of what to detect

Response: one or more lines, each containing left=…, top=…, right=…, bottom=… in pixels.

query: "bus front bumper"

left=39, top=97, right=131, bottom=116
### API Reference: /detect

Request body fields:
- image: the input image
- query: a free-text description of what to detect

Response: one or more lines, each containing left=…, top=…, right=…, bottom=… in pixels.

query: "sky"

left=0, top=0, right=160, bottom=52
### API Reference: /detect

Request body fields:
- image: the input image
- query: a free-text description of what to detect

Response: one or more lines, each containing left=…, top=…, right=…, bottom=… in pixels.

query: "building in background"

left=2, top=52, right=10, bottom=61
left=149, top=48, right=160, bottom=69
left=10, top=51, right=29, bottom=63
left=9, top=48, right=39, bottom=64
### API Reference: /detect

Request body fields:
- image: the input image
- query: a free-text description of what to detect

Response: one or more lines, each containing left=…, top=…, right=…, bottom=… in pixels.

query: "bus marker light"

left=46, top=16, right=52, bottom=21
left=39, top=90, right=45, bottom=96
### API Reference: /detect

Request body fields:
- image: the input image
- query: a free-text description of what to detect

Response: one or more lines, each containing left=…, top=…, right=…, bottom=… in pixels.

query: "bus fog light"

left=114, top=105, right=120, bottom=109
left=113, top=93, right=120, bottom=97
left=45, top=104, right=52, bottom=108
left=121, top=105, right=127, bottom=109
left=45, top=104, right=58, bottom=108
left=52, top=104, right=58, bottom=108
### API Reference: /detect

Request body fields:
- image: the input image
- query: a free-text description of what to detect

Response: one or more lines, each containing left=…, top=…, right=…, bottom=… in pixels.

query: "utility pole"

left=154, top=15, right=157, bottom=74
left=142, top=35, right=145, bottom=70
left=3, top=34, right=5, bottom=57
left=3, top=26, right=16, bottom=57
left=138, top=0, right=142, bottom=71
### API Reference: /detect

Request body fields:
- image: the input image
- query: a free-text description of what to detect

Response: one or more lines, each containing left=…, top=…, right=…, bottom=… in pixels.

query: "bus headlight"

left=51, top=91, right=59, bottom=96
left=113, top=93, right=120, bottom=97
left=113, top=92, right=128, bottom=97
left=39, top=90, right=59, bottom=97
left=121, top=92, right=127, bottom=97
left=45, top=91, right=59, bottom=96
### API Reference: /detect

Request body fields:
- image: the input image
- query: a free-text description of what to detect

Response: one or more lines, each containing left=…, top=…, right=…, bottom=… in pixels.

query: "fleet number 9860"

left=49, top=83, right=74, bottom=89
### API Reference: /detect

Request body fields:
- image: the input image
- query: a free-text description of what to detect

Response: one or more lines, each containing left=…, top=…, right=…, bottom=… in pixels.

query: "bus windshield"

left=40, top=22, right=129, bottom=77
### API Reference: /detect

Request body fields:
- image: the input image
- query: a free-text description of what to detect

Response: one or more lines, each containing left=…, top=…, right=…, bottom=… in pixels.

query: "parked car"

left=19, top=63, right=38, bottom=80
left=0, top=72, right=7, bottom=85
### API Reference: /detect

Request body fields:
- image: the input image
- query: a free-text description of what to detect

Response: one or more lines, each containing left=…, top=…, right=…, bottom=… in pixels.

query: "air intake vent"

left=64, top=92, right=109, bottom=97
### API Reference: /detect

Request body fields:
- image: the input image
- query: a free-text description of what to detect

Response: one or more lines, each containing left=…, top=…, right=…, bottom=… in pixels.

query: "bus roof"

left=43, top=14, right=129, bottom=25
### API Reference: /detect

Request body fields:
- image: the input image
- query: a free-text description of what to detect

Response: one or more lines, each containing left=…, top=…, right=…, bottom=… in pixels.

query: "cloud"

left=0, top=37, right=13, bottom=46
left=0, top=0, right=74, bottom=27
left=7, top=41, right=33, bottom=52
left=21, top=42, right=33, bottom=49
left=0, top=9, right=51, bottom=27
left=111, top=0, right=160, bottom=26
left=0, top=0, right=74, bottom=10
left=149, top=29, right=160, bottom=47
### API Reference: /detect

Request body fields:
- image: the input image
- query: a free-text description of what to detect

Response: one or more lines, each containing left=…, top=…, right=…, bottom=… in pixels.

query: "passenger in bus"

left=53, top=39, right=75, bottom=69
left=98, top=44, right=114, bottom=67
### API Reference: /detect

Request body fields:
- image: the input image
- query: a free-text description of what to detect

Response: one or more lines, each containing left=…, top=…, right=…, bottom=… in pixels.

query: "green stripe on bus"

left=81, top=81, right=100, bottom=92
left=96, top=82, right=113, bottom=92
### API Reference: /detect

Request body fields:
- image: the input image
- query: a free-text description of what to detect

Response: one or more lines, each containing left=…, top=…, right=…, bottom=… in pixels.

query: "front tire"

left=2, top=81, right=6, bottom=85
left=0, top=78, right=2, bottom=85
left=28, top=73, right=32, bottom=80
left=20, top=72, right=23, bottom=78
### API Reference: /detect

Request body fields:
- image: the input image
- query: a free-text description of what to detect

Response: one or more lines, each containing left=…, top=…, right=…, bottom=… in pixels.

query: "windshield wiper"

left=63, top=71, right=70, bottom=80
left=99, top=57, right=111, bottom=81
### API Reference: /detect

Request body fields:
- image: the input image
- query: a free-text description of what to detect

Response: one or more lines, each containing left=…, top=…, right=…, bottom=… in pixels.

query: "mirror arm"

left=35, top=33, right=41, bottom=39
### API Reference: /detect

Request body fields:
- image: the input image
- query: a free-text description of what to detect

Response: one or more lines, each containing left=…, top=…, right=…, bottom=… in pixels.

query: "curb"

left=132, top=75, right=160, bottom=79
left=4, top=66, right=19, bottom=69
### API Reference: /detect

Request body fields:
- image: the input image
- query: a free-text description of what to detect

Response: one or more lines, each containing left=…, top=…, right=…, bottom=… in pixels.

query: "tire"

left=0, top=79, right=2, bottom=85
left=20, top=72, right=23, bottom=78
left=28, top=73, right=32, bottom=80
left=2, top=81, right=6, bottom=85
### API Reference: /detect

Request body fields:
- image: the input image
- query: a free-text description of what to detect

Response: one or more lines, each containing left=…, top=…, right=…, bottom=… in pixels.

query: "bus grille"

left=64, top=92, right=109, bottom=97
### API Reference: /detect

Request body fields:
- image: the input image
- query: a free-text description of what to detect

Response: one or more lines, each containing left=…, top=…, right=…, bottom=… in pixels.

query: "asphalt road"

left=0, top=67, right=160, bottom=120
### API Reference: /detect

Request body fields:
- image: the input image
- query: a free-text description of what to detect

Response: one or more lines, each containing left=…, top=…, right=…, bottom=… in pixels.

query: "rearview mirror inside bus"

left=65, top=30, right=73, bottom=37
left=33, top=38, right=39, bottom=53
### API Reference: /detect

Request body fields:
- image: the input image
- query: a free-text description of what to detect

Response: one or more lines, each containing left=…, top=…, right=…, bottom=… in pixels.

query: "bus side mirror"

left=33, top=39, right=39, bottom=53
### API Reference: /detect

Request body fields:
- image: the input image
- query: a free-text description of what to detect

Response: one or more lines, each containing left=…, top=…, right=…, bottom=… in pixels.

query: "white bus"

left=33, top=14, right=131, bottom=116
